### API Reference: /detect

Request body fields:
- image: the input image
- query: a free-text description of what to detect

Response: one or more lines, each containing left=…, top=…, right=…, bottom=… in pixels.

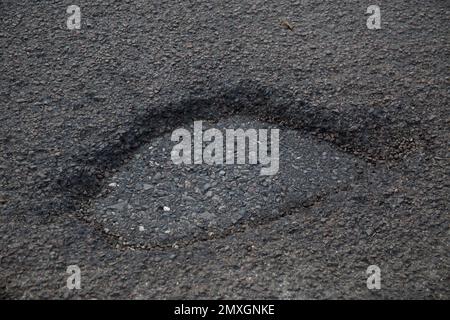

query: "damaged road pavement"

left=0, top=0, right=448, bottom=299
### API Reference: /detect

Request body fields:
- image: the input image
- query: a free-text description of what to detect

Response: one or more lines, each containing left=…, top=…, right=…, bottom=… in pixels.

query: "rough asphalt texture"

left=88, top=116, right=369, bottom=249
left=0, top=0, right=449, bottom=299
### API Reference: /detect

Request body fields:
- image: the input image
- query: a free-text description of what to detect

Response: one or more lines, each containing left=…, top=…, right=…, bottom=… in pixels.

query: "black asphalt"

left=0, top=0, right=448, bottom=299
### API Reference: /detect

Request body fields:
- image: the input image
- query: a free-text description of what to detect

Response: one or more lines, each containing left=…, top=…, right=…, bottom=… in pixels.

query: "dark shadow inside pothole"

left=83, top=115, right=368, bottom=247
left=58, top=85, right=423, bottom=207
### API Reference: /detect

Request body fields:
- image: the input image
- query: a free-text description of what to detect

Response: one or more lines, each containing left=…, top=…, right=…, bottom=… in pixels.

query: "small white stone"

left=138, top=226, right=145, bottom=232
left=163, top=206, right=171, bottom=212
left=108, top=182, right=118, bottom=187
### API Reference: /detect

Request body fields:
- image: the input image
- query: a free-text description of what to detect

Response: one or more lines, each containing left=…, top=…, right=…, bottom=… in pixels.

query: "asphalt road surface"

left=0, top=0, right=449, bottom=299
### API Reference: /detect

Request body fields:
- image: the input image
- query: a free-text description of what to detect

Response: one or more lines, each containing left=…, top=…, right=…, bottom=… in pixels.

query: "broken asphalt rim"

left=46, top=81, right=427, bottom=250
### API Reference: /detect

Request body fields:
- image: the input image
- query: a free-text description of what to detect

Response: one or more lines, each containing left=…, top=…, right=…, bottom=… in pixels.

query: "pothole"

left=56, top=86, right=424, bottom=250
left=81, top=115, right=368, bottom=248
